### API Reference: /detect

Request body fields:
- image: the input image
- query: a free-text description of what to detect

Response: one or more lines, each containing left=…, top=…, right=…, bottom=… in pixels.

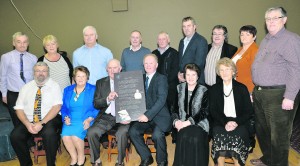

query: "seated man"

left=129, top=54, right=172, bottom=166
left=87, top=59, right=130, bottom=166
left=10, top=62, right=62, bottom=166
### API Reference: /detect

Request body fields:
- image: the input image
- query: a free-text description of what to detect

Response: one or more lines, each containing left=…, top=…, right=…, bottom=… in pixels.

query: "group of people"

left=0, top=6, right=299, bottom=166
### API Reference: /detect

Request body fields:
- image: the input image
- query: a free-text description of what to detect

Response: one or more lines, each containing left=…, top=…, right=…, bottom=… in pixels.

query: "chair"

left=107, top=128, right=131, bottom=162
left=143, top=128, right=156, bottom=153
left=33, top=136, right=62, bottom=164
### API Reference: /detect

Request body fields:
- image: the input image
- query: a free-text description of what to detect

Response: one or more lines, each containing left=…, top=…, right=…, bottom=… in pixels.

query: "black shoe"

left=157, top=161, right=168, bottom=166
left=139, top=156, right=154, bottom=166
left=70, top=164, right=77, bottom=166
left=77, top=157, right=86, bottom=166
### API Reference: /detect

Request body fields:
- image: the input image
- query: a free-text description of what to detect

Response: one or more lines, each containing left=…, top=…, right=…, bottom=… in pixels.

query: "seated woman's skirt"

left=211, top=125, right=250, bottom=166
left=173, top=125, right=209, bottom=166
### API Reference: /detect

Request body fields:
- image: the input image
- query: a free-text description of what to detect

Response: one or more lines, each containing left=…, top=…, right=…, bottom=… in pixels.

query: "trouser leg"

left=152, top=126, right=167, bottom=163
left=115, top=124, right=130, bottom=163
left=10, top=123, right=32, bottom=166
left=7, top=91, right=20, bottom=127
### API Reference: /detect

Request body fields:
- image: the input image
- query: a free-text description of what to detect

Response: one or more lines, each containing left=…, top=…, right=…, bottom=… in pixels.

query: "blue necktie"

left=145, top=76, right=149, bottom=95
left=20, top=54, right=26, bottom=83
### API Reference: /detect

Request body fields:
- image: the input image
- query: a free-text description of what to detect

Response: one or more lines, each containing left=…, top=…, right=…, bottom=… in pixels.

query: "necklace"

left=74, top=86, right=85, bottom=101
left=223, top=88, right=233, bottom=97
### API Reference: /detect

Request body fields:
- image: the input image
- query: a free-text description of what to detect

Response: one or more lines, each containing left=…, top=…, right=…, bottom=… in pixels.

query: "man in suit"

left=87, top=59, right=129, bottom=166
left=205, top=25, right=237, bottom=88
left=129, top=54, right=171, bottom=166
left=178, top=16, right=208, bottom=85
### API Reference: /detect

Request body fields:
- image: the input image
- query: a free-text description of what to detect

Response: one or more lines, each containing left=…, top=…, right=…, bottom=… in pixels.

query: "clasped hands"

left=225, top=121, right=238, bottom=131
left=64, top=116, right=93, bottom=130
left=174, top=120, right=191, bottom=131
left=26, top=122, right=43, bottom=134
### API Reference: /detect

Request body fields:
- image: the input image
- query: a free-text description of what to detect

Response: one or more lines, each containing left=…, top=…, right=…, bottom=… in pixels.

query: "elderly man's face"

left=265, top=10, right=287, bottom=35
left=212, top=28, right=225, bottom=46
left=13, top=35, right=29, bottom=53
left=157, top=34, right=169, bottom=49
left=83, top=28, right=97, bottom=47
left=130, top=32, right=142, bottom=48
left=107, top=60, right=121, bottom=80
left=34, top=66, right=49, bottom=84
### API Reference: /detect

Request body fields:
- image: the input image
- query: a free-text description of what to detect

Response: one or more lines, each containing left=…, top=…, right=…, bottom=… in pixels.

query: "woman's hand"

left=64, top=116, right=71, bottom=125
left=175, top=120, right=184, bottom=131
left=83, top=117, right=93, bottom=130
left=225, top=121, right=238, bottom=131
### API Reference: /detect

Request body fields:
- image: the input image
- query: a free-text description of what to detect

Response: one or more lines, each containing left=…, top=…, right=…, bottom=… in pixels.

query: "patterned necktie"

left=33, top=86, right=42, bottom=122
left=145, top=76, right=149, bottom=95
left=20, top=54, right=26, bottom=83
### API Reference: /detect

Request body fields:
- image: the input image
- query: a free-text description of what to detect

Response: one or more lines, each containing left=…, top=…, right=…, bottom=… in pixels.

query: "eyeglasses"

left=265, top=16, right=284, bottom=22
left=34, top=70, right=48, bottom=73
left=219, top=68, right=232, bottom=73
left=212, top=33, right=224, bottom=36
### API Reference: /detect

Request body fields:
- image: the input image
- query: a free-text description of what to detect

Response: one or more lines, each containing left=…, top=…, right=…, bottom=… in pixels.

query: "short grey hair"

left=215, top=57, right=237, bottom=77
left=83, top=25, right=98, bottom=36
left=12, top=32, right=28, bottom=42
left=265, top=7, right=287, bottom=17
left=34, top=62, right=50, bottom=73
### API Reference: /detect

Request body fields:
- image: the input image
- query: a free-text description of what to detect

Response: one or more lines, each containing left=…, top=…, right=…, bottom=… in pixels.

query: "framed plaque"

left=114, top=70, right=146, bottom=123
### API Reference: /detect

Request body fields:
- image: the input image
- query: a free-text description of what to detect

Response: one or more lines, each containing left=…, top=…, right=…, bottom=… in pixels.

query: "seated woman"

left=172, top=63, right=209, bottom=166
left=209, top=57, right=254, bottom=166
left=61, top=66, right=98, bottom=166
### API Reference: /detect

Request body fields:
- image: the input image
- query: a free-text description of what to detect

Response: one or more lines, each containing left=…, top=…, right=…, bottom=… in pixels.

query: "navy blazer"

left=178, top=32, right=208, bottom=85
left=208, top=79, right=254, bottom=128
left=61, top=83, right=98, bottom=124
left=144, top=72, right=171, bottom=132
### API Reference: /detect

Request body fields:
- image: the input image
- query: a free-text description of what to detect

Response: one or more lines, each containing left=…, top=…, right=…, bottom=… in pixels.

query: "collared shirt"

left=14, top=78, right=62, bottom=122
left=73, top=43, right=113, bottom=85
left=204, top=43, right=223, bottom=86
left=130, top=44, right=142, bottom=51
left=223, top=82, right=236, bottom=118
left=105, top=78, right=115, bottom=116
left=252, top=28, right=300, bottom=100
left=158, top=45, right=170, bottom=55
left=145, top=71, right=156, bottom=88
left=0, top=50, right=37, bottom=97
left=183, top=34, right=194, bottom=55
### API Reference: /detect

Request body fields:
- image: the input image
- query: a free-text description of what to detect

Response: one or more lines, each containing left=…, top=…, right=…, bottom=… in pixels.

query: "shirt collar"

left=130, top=44, right=142, bottom=51
left=266, top=27, right=286, bottom=40
left=146, top=71, right=156, bottom=80
left=158, top=45, right=169, bottom=54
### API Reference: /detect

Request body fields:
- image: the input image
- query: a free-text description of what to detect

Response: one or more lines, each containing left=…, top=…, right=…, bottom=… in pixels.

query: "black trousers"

left=10, top=115, right=62, bottom=166
left=129, top=121, right=168, bottom=163
left=7, top=91, right=21, bottom=126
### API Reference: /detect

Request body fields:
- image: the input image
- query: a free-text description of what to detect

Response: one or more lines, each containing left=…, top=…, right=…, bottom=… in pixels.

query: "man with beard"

left=10, top=62, right=62, bottom=166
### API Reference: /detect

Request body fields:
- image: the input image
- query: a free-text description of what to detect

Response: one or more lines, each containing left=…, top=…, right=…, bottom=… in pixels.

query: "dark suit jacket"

left=207, top=42, right=237, bottom=84
left=178, top=32, right=208, bottom=85
left=208, top=79, right=254, bottom=131
left=61, top=83, right=98, bottom=124
left=144, top=72, right=171, bottom=132
left=93, top=76, right=112, bottom=122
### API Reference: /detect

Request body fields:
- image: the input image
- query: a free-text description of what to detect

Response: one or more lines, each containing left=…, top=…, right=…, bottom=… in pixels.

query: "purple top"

left=252, top=28, right=300, bottom=100
left=0, top=50, right=37, bottom=97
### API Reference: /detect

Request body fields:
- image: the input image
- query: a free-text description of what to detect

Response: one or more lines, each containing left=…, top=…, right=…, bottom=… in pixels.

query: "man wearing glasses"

left=10, top=62, right=62, bottom=166
left=251, top=7, right=300, bottom=166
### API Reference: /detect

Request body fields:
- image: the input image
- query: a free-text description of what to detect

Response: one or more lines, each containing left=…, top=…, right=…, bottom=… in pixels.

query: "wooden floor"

left=1, top=135, right=299, bottom=166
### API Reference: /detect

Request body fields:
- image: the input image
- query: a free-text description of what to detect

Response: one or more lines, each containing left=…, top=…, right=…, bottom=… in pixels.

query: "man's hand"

left=32, top=122, right=43, bottom=133
left=107, top=91, right=118, bottom=102
left=120, top=120, right=131, bottom=125
left=2, top=97, right=7, bottom=104
left=282, top=98, right=294, bottom=111
left=25, top=122, right=38, bottom=134
left=138, top=115, right=149, bottom=122
left=178, top=72, right=186, bottom=83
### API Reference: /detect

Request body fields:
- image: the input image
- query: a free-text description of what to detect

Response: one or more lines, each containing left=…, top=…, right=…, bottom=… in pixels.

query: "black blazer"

left=93, top=76, right=112, bottom=122
left=144, top=72, right=171, bottom=132
left=178, top=32, right=208, bottom=85
left=208, top=79, right=254, bottom=130
left=207, top=42, right=237, bottom=84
